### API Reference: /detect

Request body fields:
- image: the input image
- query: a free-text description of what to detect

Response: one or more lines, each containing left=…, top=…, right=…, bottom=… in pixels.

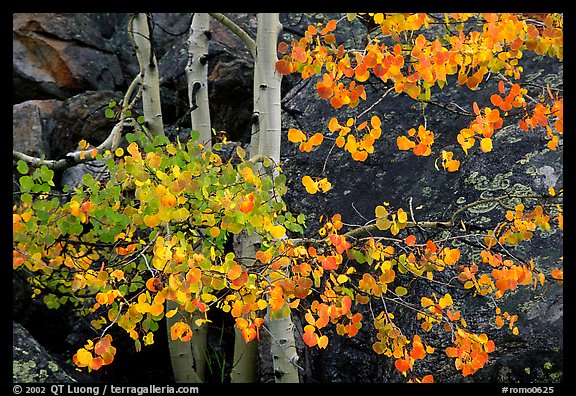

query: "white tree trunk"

left=129, top=13, right=164, bottom=136
left=165, top=13, right=216, bottom=384
left=254, top=13, right=300, bottom=383
left=166, top=301, right=203, bottom=383
left=187, top=13, right=213, bottom=146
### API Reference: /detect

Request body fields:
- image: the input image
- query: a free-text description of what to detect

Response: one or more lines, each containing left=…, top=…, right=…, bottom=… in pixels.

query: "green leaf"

left=19, top=175, right=34, bottom=192
left=190, top=130, right=200, bottom=142
left=297, top=213, right=306, bottom=225
left=105, top=108, right=115, bottom=119
left=137, top=115, right=145, bottom=124
left=352, top=249, right=366, bottom=264
left=21, top=193, right=33, bottom=204
left=236, top=145, right=246, bottom=160
left=16, top=160, right=29, bottom=175
left=69, top=221, right=84, bottom=236
left=395, top=286, right=408, bottom=296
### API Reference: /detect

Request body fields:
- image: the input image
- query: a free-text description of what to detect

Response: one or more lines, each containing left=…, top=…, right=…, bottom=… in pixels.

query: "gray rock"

left=13, top=321, right=77, bottom=383
left=13, top=13, right=125, bottom=102
left=13, top=100, right=60, bottom=157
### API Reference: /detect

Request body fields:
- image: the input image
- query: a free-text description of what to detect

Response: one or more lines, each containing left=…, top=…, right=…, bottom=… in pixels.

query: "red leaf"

left=405, top=234, right=416, bottom=246
left=303, top=331, right=318, bottom=347
left=394, top=359, right=410, bottom=372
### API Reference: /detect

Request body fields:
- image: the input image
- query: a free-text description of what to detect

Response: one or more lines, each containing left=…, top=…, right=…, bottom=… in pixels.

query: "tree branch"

left=209, top=13, right=256, bottom=58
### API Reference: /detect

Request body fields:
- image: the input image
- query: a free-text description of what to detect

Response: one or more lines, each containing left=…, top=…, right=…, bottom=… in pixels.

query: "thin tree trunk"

left=187, top=13, right=213, bottom=146
left=166, top=301, right=203, bottom=383
left=164, top=13, right=217, bottom=383
left=254, top=13, right=300, bottom=383
left=129, top=13, right=164, bottom=136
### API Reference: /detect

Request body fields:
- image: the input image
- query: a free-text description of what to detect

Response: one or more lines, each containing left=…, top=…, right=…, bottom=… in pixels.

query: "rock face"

left=12, top=13, right=562, bottom=384
left=13, top=13, right=125, bottom=102
left=13, top=321, right=77, bottom=383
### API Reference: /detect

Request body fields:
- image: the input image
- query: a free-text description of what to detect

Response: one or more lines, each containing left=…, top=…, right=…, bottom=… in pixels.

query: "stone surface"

left=13, top=321, right=77, bottom=383
left=45, top=90, right=122, bottom=159
left=13, top=13, right=125, bottom=102
left=13, top=100, right=61, bottom=157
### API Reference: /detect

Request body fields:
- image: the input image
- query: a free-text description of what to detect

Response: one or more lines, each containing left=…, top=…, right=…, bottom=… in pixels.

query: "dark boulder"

left=13, top=13, right=125, bottom=102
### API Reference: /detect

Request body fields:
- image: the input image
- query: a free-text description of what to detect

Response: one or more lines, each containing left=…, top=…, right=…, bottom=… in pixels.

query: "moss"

left=13, top=359, right=46, bottom=382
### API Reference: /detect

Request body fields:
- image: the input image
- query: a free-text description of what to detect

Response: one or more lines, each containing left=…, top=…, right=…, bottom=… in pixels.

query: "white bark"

left=129, top=13, right=164, bottom=136
left=166, top=301, right=203, bottom=383
left=254, top=13, right=300, bottom=383
left=187, top=13, right=212, bottom=147
left=164, top=13, right=216, bottom=384
left=254, top=14, right=283, bottom=164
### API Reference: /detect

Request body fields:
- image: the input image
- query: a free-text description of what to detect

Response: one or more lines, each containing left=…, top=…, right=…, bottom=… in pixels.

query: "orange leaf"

left=227, top=264, right=243, bottom=281
left=239, top=199, right=254, bottom=214
left=485, top=340, right=496, bottom=353
left=421, top=374, right=434, bottom=383
left=89, top=357, right=104, bottom=371
left=397, top=135, right=416, bottom=151
left=446, top=347, right=460, bottom=358
left=288, top=128, right=306, bottom=143
left=394, top=359, right=410, bottom=372
left=236, top=317, right=249, bottom=330
left=490, top=94, right=503, bottom=107
left=309, top=133, right=324, bottom=146
left=443, top=248, right=460, bottom=265
left=303, top=331, right=319, bottom=347
left=305, top=311, right=316, bottom=326
left=405, top=235, right=416, bottom=246
left=320, top=19, right=337, bottom=35
left=340, top=295, right=352, bottom=314
left=170, top=321, right=192, bottom=342
left=291, top=46, right=307, bottom=63
left=472, top=102, right=480, bottom=115
left=410, top=345, right=426, bottom=360
left=276, top=58, right=293, bottom=75
left=320, top=255, right=338, bottom=270
left=94, top=336, right=111, bottom=355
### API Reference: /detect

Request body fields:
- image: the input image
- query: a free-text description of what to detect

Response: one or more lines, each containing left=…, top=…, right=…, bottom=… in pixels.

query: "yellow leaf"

left=209, top=227, right=220, bottom=238
left=439, top=293, right=453, bottom=309
left=201, top=293, right=217, bottom=303
left=302, top=176, right=318, bottom=194
left=166, top=308, right=178, bottom=318
left=397, top=208, right=408, bottom=223
left=257, top=299, right=268, bottom=310
left=480, top=137, right=493, bottom=152
left=143, top=214, right=161, bottom=228
left=376, top=218, right=391, bottom=231
left=74, top=348, right=92, bottom=367
left=143, top=332, right=154, bottom=346
left=375, top=205, right=388, bottom=218
left=270, top=225, right=286, bottom=239
left=318, top=335, right=329, bottom=348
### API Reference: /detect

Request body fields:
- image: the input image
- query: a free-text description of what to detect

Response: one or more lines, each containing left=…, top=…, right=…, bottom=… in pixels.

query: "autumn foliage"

left=13, top=12, right=562, bottom=382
